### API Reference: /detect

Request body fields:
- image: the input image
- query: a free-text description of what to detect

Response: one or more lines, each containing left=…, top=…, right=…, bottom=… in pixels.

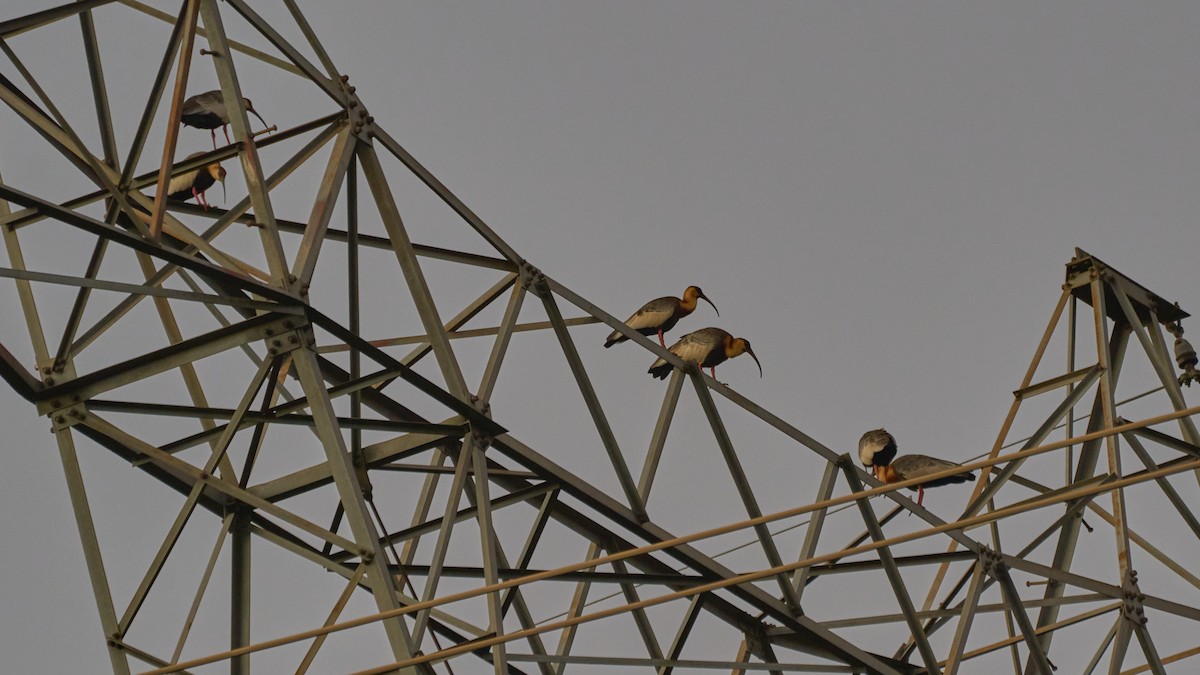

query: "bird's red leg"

left=710, top=367, right=717, bottom=379
left=658, top=330, right=666, bottom=348
left=223, top=125, right=232, bottom=146
left=210, top=129, right=217, bottom=150
left=916, top=486, right=925, bottom=507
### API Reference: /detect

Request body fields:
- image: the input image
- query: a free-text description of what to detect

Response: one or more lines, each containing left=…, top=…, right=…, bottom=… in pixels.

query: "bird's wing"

left=166, top=169, right=199, bottom=197
left=893, top=454, right=965, bottom=480
left=669, top=330, right=718, bottom=364
left=624, top=296, right=679, bottom=330
left=183, top=90, right=224, bottom=117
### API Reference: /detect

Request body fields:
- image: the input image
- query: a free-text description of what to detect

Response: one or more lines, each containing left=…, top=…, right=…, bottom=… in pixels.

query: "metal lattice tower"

left=2, top=3, right=1199, bottom=674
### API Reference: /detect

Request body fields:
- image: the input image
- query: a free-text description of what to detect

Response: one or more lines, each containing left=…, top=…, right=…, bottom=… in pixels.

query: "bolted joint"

left=48, top=402, right=88, bottom=432
left=978, top=546, right=1004, bottom=575
left=518, top=260, right=548, bottom=296
left=1120, top=568, right=1149, bottom=627
left=469, top=394, right=492, bottom=417
left=262, top=324, right=310, bottom=357
left=743, top=625, right=771, bottom=662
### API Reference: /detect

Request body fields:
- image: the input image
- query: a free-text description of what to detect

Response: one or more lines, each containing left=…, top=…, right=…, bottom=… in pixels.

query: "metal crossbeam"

left=0, top=4, right=1196, bottom=674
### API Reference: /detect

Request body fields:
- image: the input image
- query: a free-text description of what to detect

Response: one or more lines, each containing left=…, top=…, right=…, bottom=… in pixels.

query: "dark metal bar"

left=54, top=428, right=132, bottom=674
left=842, top=463, right=941, bottom=675
left=790, top=460, right=837, bottom=600
left=539, top=286, right=647, bottom=521
left=34, top=313, right=293, bottom=411
left=943, top=560, right=986, bottom=675
left=486, top=434, right=903, bottom=673
left=147, top=0, right=199, bottom=240
left=1121, top=432, right=1200, bottom=539
left=637, top=369, right=684, bottom=507
left=356, top=143, right=469, bottom=398
left=0, top=183, right=295, bottom=305
left=370, top=125, right=521, bottom=264
left=0, top=0, right=117, bottom=38
left=500, top=489, right=558, bottom=615
left=690, top=371, right=802, bottom=616
left=281, top=0, right=341, bottom=80
left=992, top=562, right=1055, bottom=674
left=220, top=0, right=345, bottom=103
left=332, top=483, right=557, bottom=565
left=288, top=348, right=423, bottom=667
left=0, top=265, right=280, bottom=312
left=52, top=239, right=108, bottom=368
left=292, top=128, right=356, bottom=288
left=1027, top=326, right=1131, bottom=669
left=658, top=595, right=703, bottom=675
left=198, top=0, right=291, bottom=285
left=77, top=3, right=118, bottom=169
left=230, top=510, right=251, bottom=675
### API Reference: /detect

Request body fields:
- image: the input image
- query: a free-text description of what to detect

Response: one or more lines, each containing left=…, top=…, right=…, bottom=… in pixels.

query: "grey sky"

left=2, top=1, right=1199, bottom=672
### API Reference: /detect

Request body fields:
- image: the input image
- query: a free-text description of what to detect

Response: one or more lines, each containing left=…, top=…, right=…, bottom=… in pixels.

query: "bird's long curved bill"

left=747, top=349, right=763, bottom=377
left=249, top=109, right=268, bottom=130
left=700, top=294, right=719, bottom=316
left=219, top=176, right=226, bottom=204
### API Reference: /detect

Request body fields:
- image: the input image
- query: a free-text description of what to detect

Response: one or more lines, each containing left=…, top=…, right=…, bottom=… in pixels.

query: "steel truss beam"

left=0, top=2, right=1196, bottom=673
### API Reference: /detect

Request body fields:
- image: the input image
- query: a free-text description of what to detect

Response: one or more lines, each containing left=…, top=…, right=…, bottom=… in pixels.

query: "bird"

left=165, top=152, right=226, bottom=210
left=858, top=428, right=898, bottom=481
left=878, top=454, right=976, bottom=507
left=647, top=327, right=762, bottom=380
left=181, top=90, right=268, bottom=148
left=605, top=286, right=719, bottom=348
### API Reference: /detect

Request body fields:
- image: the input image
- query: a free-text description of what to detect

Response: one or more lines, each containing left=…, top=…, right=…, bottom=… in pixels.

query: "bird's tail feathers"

left=648, top=361, right=672, bottom=379
left=604, top=331, right=625, bottom=348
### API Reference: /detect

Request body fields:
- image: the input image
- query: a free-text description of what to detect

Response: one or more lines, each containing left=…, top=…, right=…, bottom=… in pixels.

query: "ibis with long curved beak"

left=647, top=327, right=761, bottom=380
left=166, top=152, right=226, bottom=211
left=879, top=454, right=976, bottom=507
left=605, top=285, right=718, bottom=348
left=859, top=428, right=898, bottom=481
left=181, top=90, right=268, bottom=148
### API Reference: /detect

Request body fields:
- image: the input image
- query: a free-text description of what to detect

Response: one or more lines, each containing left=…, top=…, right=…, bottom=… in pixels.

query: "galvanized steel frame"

left=0, top=3, right=1198, bottom=674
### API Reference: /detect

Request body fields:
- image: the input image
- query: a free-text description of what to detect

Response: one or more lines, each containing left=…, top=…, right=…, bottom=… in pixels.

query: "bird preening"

left=165, top=152, right=226, bottom=210
left=605, top=285, right=718, bottom=348
left=859, top=428, right=898, bottom=481
left=647, top=327, right=762, bottom=380
left=181, top=90, right=269, bottom=149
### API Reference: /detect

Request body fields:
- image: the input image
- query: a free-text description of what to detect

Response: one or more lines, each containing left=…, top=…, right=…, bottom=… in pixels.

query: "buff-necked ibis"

left=181, top=90, right=267, bottom=148
left=859, top=428, right=898, bottom=481
left=879, top=454, right=976, bottom=506
left=166, top=152, right=226, bottom=210
left=605, top=285, right=718, bottom=348
left=648, top=327, right=761, bottom=380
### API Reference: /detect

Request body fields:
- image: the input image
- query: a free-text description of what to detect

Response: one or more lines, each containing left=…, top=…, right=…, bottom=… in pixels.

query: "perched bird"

left=181, top=90, right=268, bottom=148
left=879, top=454, right=976, bottom=506
left=605, top=286, right=719, bottom=348
left=647, top=327, right=761, bottom=380
left=166, top=152, right=226, bottom=210
left=858, top=428, right=898, bottom=481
